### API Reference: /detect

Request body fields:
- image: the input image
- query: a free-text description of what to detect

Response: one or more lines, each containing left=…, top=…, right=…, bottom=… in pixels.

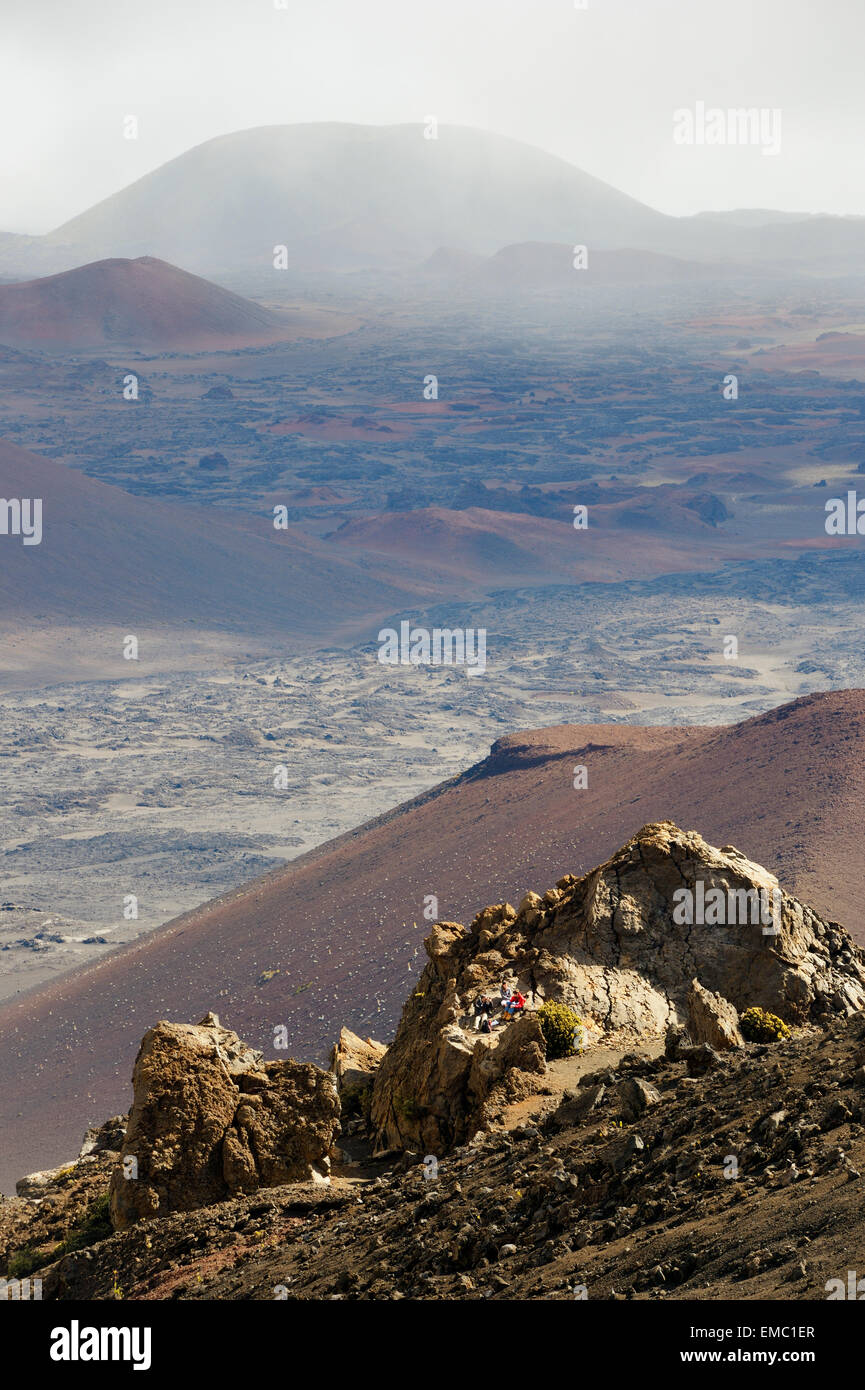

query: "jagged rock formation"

left=371, top=822, right=865, bottom=1152
left=15, top=1115, right=126, bottom=1199
left=330, top=1029, right=387, bottom=1097
left=109, top=1014, right=339, bottom=1230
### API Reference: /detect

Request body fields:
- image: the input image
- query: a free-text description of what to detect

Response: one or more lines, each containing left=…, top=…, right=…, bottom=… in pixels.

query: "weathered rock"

left=548, top=1083, right=606, bottom=1130
left=1, top=1118, right=124, bottom=1274
left=687, top=979, right=744, bottom=1051
left=619, top=1076, right=662, bottom=1120
left=109, top=1015, right=340, bottom=1230
left=371, top=823, right=865, bottom=1153
left=79, top=1115, right=126, bottom=1159
left=15, top=1165, right=77, bottom=1200
left=330, top=1028, right=387, bottom=1095
left=683, top=1043, right=722, bottom=1076
left=372, top=1002, right=546, bottom=1155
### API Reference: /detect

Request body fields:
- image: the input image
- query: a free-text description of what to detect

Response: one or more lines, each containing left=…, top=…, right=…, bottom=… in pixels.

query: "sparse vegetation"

left=339, top=1081, right=372, bottom=1121
left=6, top=1191, right=113, bottom=1278
left=7, top=1246, right=46, bottom=1279
left=538, top=1001, right=585, bottom=1060
left=740, top=1007, right=791, bottom=1043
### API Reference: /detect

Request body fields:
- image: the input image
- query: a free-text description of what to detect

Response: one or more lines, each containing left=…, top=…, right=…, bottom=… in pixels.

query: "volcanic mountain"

left=1, top=688, right=865, bottom=1191
left=41, top=123, right=673, bottom=274
left=0, top=124, right=855, bottom=280
left=469, top=242, right=729, bottom=289
left=0, top=256, right=347, bottom=351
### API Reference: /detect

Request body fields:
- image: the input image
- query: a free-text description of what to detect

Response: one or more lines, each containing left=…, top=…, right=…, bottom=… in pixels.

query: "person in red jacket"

left=505, top=990, right=526, bottom=1018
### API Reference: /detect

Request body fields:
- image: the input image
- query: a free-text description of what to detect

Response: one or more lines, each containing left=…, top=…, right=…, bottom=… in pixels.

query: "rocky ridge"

left=370, top=822, right=865, bottom=1153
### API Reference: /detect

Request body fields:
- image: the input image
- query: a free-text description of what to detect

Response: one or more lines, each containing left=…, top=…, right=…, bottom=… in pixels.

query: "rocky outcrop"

left=36, top=1009, right=865, bottom=1303
left=109, top=1013, right=339, bottom=1230
left=371, top=980, right=547, bottom=1156
left=371, top=822, right=865, bottom=1153
left=687, top=978, right=744, bottom=1050
left=330, top=1028, right=387, bottom=1095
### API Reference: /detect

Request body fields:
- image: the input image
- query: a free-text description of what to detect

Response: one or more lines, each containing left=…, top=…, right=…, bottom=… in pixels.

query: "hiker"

left=499, top=982, right=512, bottom=1008
left=472, top=993, right=494, bottom=1030
left=504, top=989, right=526, bottom=1019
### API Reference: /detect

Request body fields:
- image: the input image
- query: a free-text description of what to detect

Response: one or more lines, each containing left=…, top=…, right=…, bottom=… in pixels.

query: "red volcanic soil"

left=0, top=257, right=348, bottom=351
left=326, top=505, right=730, bottom=586
left=1, top=689, right=864, bottom=1190
left=0, top=437, right=413, bottom=635
left=753, top=331, right=865, bottom=381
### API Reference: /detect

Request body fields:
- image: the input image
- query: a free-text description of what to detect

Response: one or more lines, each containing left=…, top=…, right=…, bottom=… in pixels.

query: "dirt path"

left=501, top=1038, right=665, bottom=1129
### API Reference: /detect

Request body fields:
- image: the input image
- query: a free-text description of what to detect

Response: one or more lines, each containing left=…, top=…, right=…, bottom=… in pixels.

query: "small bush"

left=339, top=1081, right=372, bottom=1121
left=7, top=1191, right=115, bottom=1278
left=55, top=1192, right=112, bottom=1256
left=538, top=1001, right=585, bottom=1060
left=740, top=1007, right=790, bottom=1043
left=7, top=1247, right=46, bottom=1279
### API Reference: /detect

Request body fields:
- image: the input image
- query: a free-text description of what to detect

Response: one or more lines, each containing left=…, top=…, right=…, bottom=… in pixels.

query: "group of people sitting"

left=470, top=982, right=528, bottom=1033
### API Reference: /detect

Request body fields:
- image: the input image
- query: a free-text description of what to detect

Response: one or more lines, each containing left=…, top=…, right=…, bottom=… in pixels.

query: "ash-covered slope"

left=0, top=437, right=412, bottom=633
left=371, top=823, right=865, bottom=1152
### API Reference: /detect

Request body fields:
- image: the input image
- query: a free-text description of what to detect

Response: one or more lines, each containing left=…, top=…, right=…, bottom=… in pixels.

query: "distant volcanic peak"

left=0, top=255, right=289, bottom=350
left=43, top=121, right=671, bottom=275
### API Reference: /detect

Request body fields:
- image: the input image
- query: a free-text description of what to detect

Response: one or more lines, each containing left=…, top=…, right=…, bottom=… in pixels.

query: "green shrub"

left=7, top=1247, right=46, bottom=1279
left=339, top=1081, right=372, bottom=1121
left=55, top=1192, right=112, bottom=1256
left=396, top=1096, right=421, bottom=1121
left=538, top=1001, right=585, bottom=1060
left=740, top=1007, right=790, bottom=1043
left=5, top=1191, right=113, bottom=1280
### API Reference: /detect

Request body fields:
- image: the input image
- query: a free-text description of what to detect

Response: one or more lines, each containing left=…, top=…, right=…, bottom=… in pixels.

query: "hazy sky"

left=2, top=0, right=863, bottom=233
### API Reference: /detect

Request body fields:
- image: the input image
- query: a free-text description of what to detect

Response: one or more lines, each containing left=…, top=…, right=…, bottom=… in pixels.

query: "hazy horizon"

left=2, top=0, right=863, bottom=235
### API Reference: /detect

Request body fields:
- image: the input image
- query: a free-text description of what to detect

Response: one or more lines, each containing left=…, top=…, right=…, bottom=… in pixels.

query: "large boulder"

left=371, top=822, right=865, bottom=1153
left=109, top=1013, right=339, bottom=1230
left=687, top=979, right=744, bottom=1050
